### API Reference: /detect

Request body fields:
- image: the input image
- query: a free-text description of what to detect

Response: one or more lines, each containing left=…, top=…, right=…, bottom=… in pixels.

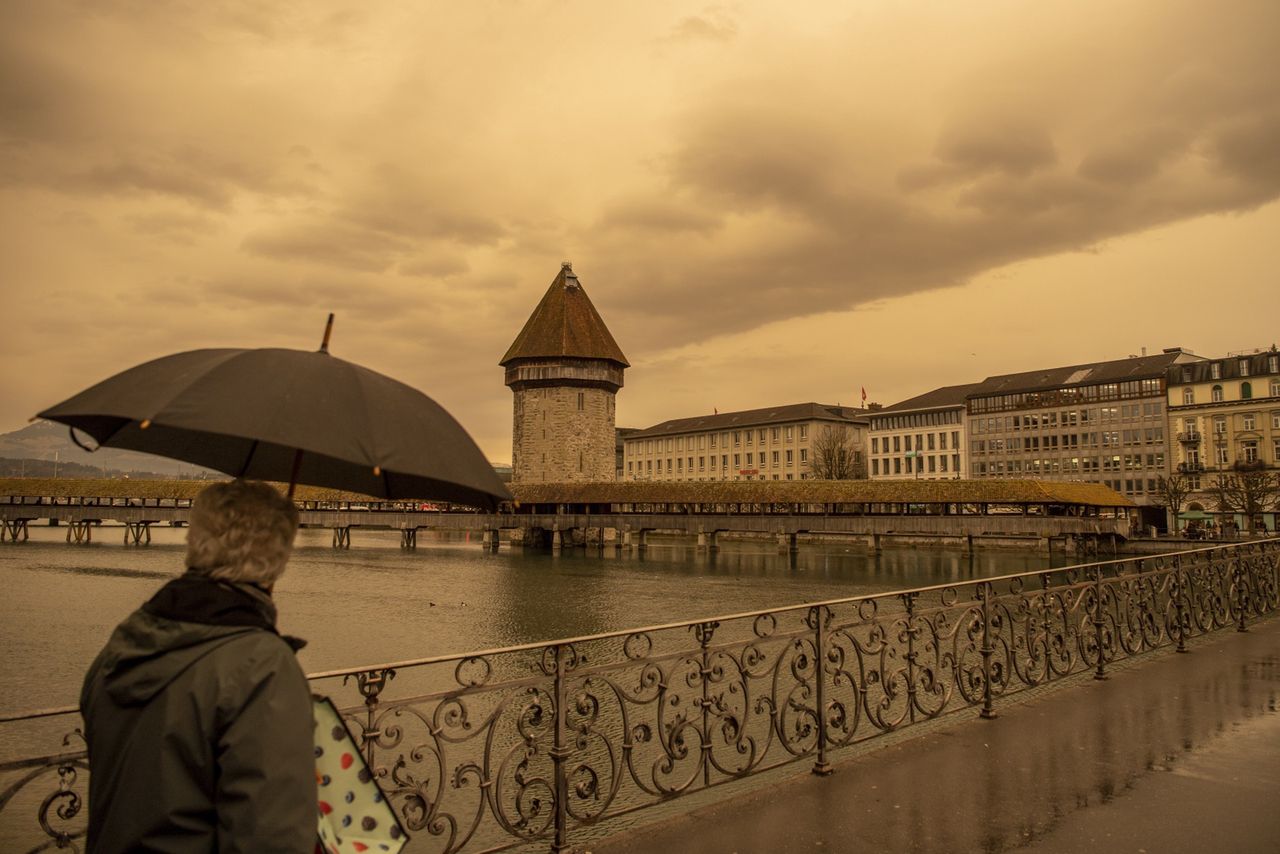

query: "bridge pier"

left=777, top=532, right=798, bottom=554
left=864, top=533, right=881, bottom=553
left=66, top=521, right=94, bottom=544
left=551, top=525, right=563, bottom=550
left=1039, top=536, right=1053, bottom=556
left=960, top=534, right=973, bottom=556
left=400, top=528, right=417, bottom=550
left=123, top=521, right=153, bottom=546
left=696, top=527, right=720, bottom=552
left=481, top=528, right=501, bottom=552
left=332, top=527, right=351, bottom=549
left=1, top=519, right=30, bottom=543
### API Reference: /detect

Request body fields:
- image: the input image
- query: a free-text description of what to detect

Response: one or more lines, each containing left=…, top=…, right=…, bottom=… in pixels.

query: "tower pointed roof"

left=500, top=262, right=629, bottom=367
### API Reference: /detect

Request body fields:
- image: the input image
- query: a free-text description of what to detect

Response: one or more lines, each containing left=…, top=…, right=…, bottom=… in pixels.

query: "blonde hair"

left=185, top=480, right=299, bottom=586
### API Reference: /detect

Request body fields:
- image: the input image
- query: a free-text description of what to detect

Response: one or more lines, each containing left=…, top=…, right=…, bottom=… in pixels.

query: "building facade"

left=501, top=262, right=629, bottom=483
left=622, top=403, right=868, bottom=482
left=965, top=349, right=1203, bottom=520
left=1166, top=349, right=1280, bottom=530
left=868, top=383, right=979, bottom=480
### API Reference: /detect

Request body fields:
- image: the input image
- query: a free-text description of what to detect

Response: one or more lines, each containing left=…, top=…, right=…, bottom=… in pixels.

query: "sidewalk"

left=596, top=617, right=1280, bottom=854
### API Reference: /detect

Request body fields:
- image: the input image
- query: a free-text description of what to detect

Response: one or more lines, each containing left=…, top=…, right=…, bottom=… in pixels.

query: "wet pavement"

left=595, top=617, right=1280, bottom=854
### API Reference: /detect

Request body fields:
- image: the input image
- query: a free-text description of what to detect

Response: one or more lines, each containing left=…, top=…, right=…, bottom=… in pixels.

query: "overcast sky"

left=2, top=0, right=1277, bottom=463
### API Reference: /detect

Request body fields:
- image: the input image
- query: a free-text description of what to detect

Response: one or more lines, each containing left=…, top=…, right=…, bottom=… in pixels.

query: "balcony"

left=1177, top=431, right=1201, bottom=444
left=1177, top=462, right=1205, bottom=473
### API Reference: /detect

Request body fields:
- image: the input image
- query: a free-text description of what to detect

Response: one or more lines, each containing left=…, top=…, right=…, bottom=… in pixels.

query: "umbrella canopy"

left=1177, top=510, right=1214, bottom=521
left=38, top=346, right=511, bottom=510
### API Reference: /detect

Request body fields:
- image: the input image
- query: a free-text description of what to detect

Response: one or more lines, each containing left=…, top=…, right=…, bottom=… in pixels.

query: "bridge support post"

left=1, top=519, right=30, bottom=543
left=696, top=527, right=709, bottom=551
left=960, top=534, right=972, bottom=556
left=124, top=522, right=153, bottom=546
left=1039, top=536, right=1052, bottom=556
left=551, top=525, right=563, bottom=550
left=66, top=521, right=93, bottom=544
left=777, top=532, right=798, bottom=554
left=636, top=529, right=647, bottom=552
left=332, top=527, right=351, bottom=549
left=866, top=533, right=881, bottom=553
left=400, top=528, right=417, bottom=550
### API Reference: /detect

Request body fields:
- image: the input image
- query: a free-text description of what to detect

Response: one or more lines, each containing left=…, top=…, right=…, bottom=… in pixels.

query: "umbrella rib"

left=237, top=440, right=260, bottom=478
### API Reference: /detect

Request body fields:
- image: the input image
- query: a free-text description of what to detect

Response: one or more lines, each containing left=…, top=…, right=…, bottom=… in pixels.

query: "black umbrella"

left=37, top=317, right=511, bottom=510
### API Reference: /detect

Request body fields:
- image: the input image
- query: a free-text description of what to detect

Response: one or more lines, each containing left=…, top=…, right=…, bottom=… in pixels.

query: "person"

left=80, top=479, right=317, bottom=853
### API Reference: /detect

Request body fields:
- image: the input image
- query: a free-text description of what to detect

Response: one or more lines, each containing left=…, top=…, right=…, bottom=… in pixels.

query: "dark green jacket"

left=80, top=574, right=316, bottom=853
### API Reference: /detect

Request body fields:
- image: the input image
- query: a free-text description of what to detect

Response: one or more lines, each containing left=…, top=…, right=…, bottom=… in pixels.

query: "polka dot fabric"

left=313, top=696, right=408, bottom=854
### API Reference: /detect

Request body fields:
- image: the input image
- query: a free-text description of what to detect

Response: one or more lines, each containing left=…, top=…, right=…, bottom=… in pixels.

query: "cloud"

left=668, top=7, right=738, bottom=44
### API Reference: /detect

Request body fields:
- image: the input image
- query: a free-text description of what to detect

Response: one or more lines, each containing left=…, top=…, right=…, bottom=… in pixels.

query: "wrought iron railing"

left=2, top=541, right=1278, bottom=852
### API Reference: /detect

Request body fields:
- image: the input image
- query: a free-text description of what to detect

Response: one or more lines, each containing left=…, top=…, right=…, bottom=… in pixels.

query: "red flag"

left=714, top=407, right=718, bottom=415
left=861, top=386, right=867, bottom=403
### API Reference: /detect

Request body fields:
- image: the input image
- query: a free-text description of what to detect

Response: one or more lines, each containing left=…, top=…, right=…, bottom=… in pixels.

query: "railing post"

left=1234, top=549, right=1249, bottom=633
left=812, top=606, right=833, bottom=775
left=551, top=643, right=570, bottom=853
left=695, top=621, right=718, bottom=788
left=1173, top=555, right=1188, bottom=653
left=1092, top=567, right=1108, bottom=680
left=904, top=592, right=918, bottom=721
left=979, top=582, right=997, bottom=719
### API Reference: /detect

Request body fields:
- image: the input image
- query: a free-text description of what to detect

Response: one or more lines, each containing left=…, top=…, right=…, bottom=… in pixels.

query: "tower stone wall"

left=501, top=263, right=628, bottom=484
left=511, top=385, right=617, bottom=483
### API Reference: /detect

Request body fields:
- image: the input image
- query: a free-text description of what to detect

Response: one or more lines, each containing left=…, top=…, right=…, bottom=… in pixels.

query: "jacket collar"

left=143, top=572, right=306, bottom=650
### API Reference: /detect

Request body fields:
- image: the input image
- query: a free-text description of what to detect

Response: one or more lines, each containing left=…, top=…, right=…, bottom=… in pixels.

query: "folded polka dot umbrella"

left=313, top=696, right=408, bottom=854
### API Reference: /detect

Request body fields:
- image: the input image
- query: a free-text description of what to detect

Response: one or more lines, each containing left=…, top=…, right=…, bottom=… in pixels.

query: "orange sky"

left=2, top=0, right=1277, bottom=463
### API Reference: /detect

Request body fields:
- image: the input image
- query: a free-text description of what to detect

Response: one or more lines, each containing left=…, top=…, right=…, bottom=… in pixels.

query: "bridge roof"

left=500, top=263, right=629, bottom=368
left=511, top=479, right=1135, bottom=507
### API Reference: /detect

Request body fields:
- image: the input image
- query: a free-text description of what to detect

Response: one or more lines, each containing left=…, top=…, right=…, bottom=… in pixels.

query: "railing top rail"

left=4, top=539, right=1275, bottom=722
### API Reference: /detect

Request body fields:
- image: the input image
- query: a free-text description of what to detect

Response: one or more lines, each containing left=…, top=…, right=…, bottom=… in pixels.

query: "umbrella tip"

left=319, top=313, right=335, bottom=354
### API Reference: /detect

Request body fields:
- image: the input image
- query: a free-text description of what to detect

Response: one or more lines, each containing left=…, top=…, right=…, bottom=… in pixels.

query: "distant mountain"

left=0, top=421, right=215, bottom=478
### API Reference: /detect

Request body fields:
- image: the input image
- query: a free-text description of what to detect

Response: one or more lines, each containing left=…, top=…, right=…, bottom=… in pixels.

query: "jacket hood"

left=93, top=573, right=302, bottom=706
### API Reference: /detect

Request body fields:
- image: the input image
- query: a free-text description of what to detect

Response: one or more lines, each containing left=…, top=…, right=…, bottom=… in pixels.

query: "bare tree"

left=1153, top=473, right=1193, bottom=532
left=1206, top=463, right=1280, bottom=534
left=811, top=425, right=864, bottom=480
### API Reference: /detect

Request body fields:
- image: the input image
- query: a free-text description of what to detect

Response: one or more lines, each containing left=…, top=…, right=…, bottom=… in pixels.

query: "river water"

left=0, top=524, right=1063, bottom=717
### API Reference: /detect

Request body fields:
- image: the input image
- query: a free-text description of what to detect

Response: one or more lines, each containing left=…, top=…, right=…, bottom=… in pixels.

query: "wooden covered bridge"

left=0, top=478, right=1133, bottom=554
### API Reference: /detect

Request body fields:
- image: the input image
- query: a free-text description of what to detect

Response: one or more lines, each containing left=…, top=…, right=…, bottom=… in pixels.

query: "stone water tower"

left=501, top=262, right=628, bottom=483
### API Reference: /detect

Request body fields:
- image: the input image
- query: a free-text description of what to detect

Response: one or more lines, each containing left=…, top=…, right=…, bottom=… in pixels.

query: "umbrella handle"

left=287, top=449, right=303, bottom=498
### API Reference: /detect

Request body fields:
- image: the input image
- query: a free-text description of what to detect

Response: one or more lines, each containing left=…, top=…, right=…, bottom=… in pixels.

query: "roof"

left=968, top=350, right=1199, bottom=399
left=511, top=479, right=1134, bottom=507
left=1168, top=349, right=1279, bottom=384
left=500, top=263, right=629, bottom=367
left=626, top=403, right=869, bottom=439
left=875, top=383, right=983, bottom=415
left=0, top=478, right=375, bottom=501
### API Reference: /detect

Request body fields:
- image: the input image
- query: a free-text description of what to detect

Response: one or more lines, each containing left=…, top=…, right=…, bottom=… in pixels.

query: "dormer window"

left=1239, top=359, right=1250, bottom=377
left=1210, top=363, right=1221, bottom=379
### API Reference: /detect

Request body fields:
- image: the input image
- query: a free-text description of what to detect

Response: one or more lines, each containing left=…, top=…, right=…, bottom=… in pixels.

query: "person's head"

left=185, top=480, right=300, bottom=588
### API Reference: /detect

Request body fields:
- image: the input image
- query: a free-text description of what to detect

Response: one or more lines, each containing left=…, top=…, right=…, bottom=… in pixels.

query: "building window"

left=1239, top=359, right=1250, bottom=377
left=1241, top=381, right=1252, bottom=399
left=1216, top=447, right=1229, bottom=466
left=1242, top=441, right=1259, bottom=464
left=1211, top=363, right=1221, bottom=379
left=800, top=449, right=807, bottom=463
left=1211, top=385, right=1224, bottom=402
left=1272, top=380, right=1280, bottom=398
left=1182, top=388, right=1194, bottom=405
left=577, top=392, right=584, bottom=411
left=799, top=425, right=808, bottom=440
left=771, top=451, right=779, bottom=465
left=786, top=449, right=794, bottom=465
left=1273, top=439, right=1280, bottom=462
left=1214, top=416, right=1227, bottom=433
left=1242, top=414, right=1257, bottom=430
left=784, top=426, right=793, bottom=441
